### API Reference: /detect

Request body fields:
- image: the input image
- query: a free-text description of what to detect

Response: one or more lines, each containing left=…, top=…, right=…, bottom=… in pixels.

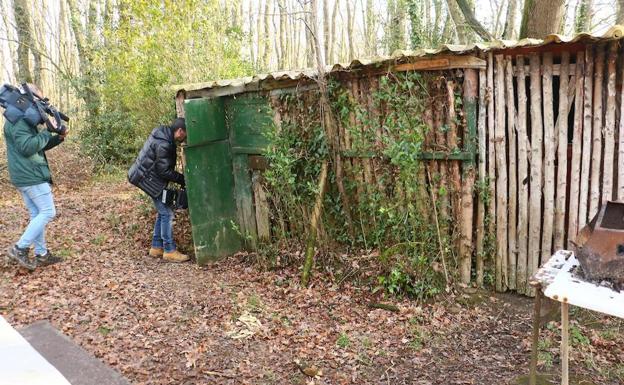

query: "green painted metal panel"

left=184, top=98, right=241, bottom=264
left=185, top=98, right=227, bottom=144
left=225, top=96, right=272, bottom=150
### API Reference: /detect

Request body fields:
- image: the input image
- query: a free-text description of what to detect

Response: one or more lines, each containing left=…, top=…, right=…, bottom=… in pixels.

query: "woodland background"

left=0, top=0, right=620, bottom=166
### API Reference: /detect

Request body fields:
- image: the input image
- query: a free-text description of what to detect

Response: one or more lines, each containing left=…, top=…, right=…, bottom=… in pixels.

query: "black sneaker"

left=7, top=244, right=36, bottom=270
left=35, top=250, right=63, bottom=267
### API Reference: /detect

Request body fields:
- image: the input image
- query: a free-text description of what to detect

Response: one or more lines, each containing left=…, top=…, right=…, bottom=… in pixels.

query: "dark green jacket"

left=3, top=119, right=63, bottom=187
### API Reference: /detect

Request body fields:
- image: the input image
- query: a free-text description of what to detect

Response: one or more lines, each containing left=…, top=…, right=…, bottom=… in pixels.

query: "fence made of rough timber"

left=483, top=41, right=624, bottom=295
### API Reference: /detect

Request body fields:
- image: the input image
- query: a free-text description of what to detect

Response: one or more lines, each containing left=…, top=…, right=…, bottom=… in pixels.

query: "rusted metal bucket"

left=574, top=201, right=624, bottom=282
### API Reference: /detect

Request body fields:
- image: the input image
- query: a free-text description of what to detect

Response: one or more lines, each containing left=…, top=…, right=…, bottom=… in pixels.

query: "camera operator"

left=4, top=84, right=66, bottom=270
left=128, top=118, right=189, bottom=263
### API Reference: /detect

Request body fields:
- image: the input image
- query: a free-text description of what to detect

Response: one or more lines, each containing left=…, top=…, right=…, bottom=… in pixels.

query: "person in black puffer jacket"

left=128, top=118, right=189, bottom=263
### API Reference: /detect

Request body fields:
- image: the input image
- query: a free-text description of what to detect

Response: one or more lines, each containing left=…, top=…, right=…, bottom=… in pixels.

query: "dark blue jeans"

left=151, top=197, right=176, bottom=252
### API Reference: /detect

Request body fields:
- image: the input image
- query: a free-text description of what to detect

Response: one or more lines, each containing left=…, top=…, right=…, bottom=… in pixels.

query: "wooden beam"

left=392, top=55, right=486, bottom=72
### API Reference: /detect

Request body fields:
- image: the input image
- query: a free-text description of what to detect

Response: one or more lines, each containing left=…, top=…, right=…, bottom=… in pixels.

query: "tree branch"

left=455, top=0, right=494, bottom=41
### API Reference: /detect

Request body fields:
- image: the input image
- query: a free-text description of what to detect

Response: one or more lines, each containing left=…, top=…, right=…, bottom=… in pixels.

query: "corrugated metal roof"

left=175, top=25, right=624, bottom=94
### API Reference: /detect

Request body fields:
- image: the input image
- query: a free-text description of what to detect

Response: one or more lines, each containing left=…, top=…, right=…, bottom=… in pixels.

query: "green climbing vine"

left=262, top=71, right=468, bottom=299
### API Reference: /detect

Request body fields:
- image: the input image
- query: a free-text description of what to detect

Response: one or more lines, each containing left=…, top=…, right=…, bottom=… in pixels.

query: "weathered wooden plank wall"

left=254, top=40, right=624, bottom=294
left=487, top=41, right=624, bottom=294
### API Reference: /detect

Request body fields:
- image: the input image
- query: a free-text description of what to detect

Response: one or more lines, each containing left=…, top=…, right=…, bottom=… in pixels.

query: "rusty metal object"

left=574, top=201, right=624, bottom=282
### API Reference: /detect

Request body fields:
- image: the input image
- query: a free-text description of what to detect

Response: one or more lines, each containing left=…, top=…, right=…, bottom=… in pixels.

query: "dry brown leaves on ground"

left=0, top=174, right=623, bottom=384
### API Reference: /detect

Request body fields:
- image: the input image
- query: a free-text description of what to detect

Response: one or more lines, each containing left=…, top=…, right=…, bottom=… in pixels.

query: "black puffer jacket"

left=128, top=125, right=184, bottom=198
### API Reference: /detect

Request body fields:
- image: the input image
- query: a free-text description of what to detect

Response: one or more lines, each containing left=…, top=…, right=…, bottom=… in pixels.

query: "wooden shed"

left=175, top=26, right=624, bottom=294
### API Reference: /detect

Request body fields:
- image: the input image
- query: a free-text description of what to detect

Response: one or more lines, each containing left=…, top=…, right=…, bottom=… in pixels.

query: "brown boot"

left=149, top=247, right=164, bottom=258
left=163, top=250, right=189, bottom=263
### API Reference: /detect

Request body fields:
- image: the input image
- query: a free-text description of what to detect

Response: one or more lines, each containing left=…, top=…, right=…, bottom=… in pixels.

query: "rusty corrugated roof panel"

left=175, top=25, right=624, bottom=94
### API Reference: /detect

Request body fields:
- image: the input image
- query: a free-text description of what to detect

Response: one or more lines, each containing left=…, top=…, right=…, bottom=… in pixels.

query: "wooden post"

left=505, top=57, right=517, bottom=290
left=447, top=80, right=462, bottom=252
left=359, top=78, right=375, bottom=190
left=619, top=48, right=624, bottom=201
left=528, top=53, right=543, bottom=294
left=578, top=47, right=594, bottom=228
left=487, top=53, right=496, bottom=278
left=435, top=81, right=450, bottom=240
left=529, top=289, right=542, bottom=385
left=495, top=55, right=508, bottom=292
left=459, top=69, right=478, bottom=285
left=561, top=302, right=569, bottom=385
left=589, top=45, right=605, bottom=220
left=476, top=67, right=487, bottom=287
left=603, top=42, right=617, bottom=203
left=554, top=52, right=569, bottom=251
left=542, top=52, right=555, bottom=260
left=567, top=51, right=585, bottom=247
left=252, top=171, right=271, bottom=241
left=516, top=55, right=529, bottom=294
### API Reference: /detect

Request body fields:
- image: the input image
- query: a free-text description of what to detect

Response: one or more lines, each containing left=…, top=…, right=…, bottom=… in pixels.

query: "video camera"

left=0, top=83, right=69, bottom=135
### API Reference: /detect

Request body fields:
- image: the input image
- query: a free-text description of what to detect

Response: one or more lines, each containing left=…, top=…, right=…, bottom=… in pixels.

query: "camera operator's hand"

left=59, top=126, right=69, bottom=140
left=45, top=117, right=67, bottom=137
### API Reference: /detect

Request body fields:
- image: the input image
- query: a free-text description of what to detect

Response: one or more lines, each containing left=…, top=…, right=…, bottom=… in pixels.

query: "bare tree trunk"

left=13, top=0, right=37, bottom=83
left=446, top=0, right=469, bottom=44
left=323, top=0, right=330, bottom=63
left=366, top=0, right=375, bottom=56
left=67, top=0, right=99, bottom=120
left=455, top=0, right=493, bottom=40
left=263, top=0, right=272, bottom=69
left=305, top=0, right=315, bottom=67
left=257, top=0, right=265, bottom=69
left=502, top=0, right=518, bottom=39
left=519, top=0, right=566, bottom=39
left=574, top=0, right=593, bottom=33
left=277, top=0, right=287, bottom=69
left=328, top=0, right=339, bottom=63
left=346, top=1, right=356, bottom=60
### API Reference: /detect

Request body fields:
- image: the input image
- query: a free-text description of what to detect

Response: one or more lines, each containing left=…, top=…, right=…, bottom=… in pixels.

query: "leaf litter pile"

left=1, top=151, right=623, bottom=384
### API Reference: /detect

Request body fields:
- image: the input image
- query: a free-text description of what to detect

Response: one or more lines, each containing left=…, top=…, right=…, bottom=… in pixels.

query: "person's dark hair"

left=171, top=117, right=186, bottom=132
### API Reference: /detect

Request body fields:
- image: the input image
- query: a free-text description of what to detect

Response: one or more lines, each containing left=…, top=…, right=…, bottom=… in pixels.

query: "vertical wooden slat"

left=358, top=78, right=374, bottom=190
left=476, top=67, right=487, bottom=287
left=252, top=171, right=271, bottom=241
left=459, top=69, right=478, bottom=284
left=567, top=51, right=585, bottom=246
left=516, top=55, right=529, bottom=294
left=528, top=53, right=543, bottom=291
left=589, top=46, right=605, bottom=219
left=542, top=52, right=555, bottom=261
left=578, top=46, right=594, bottom=229
left=603, top=42, right=617, bottom=203
left=505, top=57, right=517, bottom=290
left=435, top=81, right=450, bottom=235
left=619, top=47, right=624, bottom=201
left=487, top=53, right=497, bottom=286
left=447, top=80, right=462, bottom=255
left=349, top=79, right=364, bottom=207
left=554, top=52, right=569, bottom=251
left=494, top=54, right=508, bottom=291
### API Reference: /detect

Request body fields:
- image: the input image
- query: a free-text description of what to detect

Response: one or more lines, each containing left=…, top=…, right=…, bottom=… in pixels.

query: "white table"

left=529, top=250, right=624, bottom=385
left=0, top=316, right=71, bottom=385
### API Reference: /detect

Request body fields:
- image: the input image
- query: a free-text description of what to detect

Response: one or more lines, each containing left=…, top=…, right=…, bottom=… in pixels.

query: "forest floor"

left=1, top=145, right=623, bottom=385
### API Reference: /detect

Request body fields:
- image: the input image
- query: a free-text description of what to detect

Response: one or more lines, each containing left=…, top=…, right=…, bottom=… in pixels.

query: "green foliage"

left=336, top=332, right=350, bottom=348
left=79, top=0, right=253, bottom=165
left=263, top=71, right=453, bottom=299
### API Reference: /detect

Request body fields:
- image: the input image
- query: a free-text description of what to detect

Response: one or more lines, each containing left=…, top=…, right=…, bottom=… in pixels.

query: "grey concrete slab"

left=19, top=321, right=131, bottom=385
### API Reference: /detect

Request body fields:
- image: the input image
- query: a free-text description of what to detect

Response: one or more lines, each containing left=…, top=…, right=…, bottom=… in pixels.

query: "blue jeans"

left=16, top=183, right=56, bottom=255
left=152, top=197, right=176, bottom=252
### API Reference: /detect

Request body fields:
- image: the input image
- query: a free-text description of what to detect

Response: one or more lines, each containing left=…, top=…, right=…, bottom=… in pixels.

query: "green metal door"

left=225, top=95, right=274, bottom=246
left=184, top=98, right=241, bottom=264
